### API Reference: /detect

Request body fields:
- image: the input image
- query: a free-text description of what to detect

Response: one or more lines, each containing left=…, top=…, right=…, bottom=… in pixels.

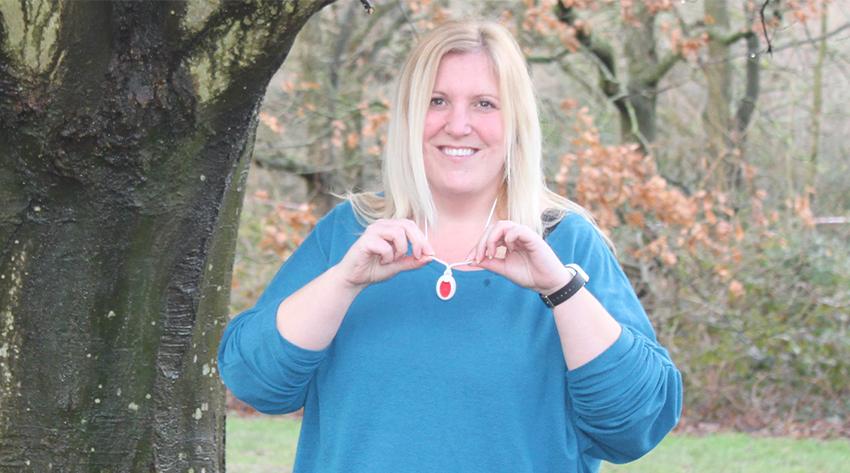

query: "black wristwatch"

left=539, top=264, right=589, bottom=308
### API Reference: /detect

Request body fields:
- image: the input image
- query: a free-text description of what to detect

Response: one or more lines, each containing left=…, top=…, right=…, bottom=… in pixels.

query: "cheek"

left=479, top=115, right=504, bottom=143
left=423, top=111, right=443, bottom=139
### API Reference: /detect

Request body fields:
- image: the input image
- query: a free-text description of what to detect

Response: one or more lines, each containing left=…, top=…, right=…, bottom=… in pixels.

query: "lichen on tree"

left=0, top=0, right=333, bottom=470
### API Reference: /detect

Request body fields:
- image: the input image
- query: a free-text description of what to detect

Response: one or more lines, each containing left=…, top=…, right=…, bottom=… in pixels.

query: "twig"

left=359, top=0, right=374, bottom=14
left=801, top=282, right=850, bottom=308
left=395, top=0, right=419, bottom=41
left=759, top=0, right=774, bottom=55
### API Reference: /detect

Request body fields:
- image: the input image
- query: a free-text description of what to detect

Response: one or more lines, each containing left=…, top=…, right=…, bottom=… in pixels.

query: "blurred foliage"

left=232, top=0, right=850, bottom=430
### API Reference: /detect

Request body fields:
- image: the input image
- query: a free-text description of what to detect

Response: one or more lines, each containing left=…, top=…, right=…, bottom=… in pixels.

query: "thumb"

left=471, top=256, right=506, bottom=276
left=395, top=254, right=431, bottom=273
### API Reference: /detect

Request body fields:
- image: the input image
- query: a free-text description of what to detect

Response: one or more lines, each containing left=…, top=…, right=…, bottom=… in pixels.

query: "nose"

left=444, top=105, right=472, bottom=137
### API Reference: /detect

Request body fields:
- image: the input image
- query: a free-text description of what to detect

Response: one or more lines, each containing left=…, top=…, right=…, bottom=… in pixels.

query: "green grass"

left=226, top=415, right=302, bottom=473
left=226, top=414, right=850, bottom=473
left=600, top=432, right=850, bottom=473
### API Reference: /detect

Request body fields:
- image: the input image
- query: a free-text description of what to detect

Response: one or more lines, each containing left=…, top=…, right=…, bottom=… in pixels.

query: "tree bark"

left=0, top=0, right=331, bottom=471
left=807, top=1, right=828, bottom=202
left=701, top=0, right=761, bottom=192
left=703, top=0, right=733, bottom=186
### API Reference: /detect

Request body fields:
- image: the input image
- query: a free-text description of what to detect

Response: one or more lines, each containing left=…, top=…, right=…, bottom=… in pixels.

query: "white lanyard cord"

left=425, top=198, right=498, bottom=272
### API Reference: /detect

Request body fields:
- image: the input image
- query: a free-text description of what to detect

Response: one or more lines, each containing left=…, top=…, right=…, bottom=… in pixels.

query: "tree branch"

left=708, top=28, right=755, bottom=46
left=556, top=1, right=618, bottom=87
left=180, top=2, right=257, bottom=58
left=359, top=0, right=375, bottom=14
left=771, top=22, right=850, bottom=54
left=641, top=50, right=683, bottom=86
left=735, top=33, right=760, bottom=136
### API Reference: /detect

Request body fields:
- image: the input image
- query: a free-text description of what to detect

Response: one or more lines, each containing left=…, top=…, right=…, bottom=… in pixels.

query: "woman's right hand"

left=336, top=219, right=434, bottom=289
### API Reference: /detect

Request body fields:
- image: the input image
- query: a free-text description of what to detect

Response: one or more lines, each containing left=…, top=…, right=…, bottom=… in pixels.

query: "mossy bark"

left=0, top=0, right=331, bottom=471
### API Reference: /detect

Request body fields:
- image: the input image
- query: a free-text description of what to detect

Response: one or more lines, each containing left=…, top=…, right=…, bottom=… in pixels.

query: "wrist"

left=329, top=264, right=369, bottom=294
left=538, top=266, right=576, bottom=296
left=539, top=264, right=589, bottom=308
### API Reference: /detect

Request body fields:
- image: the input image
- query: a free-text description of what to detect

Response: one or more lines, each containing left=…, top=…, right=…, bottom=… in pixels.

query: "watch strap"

left=539, top=264, right=588, bottom=308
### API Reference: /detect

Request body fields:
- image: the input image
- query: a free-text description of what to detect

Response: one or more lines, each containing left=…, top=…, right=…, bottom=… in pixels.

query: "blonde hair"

left=350, top=19, right=600, bottom=237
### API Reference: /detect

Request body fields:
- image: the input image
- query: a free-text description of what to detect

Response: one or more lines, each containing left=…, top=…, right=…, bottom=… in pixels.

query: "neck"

left=430, top=187, right=502, bottom=227
left=424, top=194, right=499, bottom=266
left=429, top=197, right=498, bottom=233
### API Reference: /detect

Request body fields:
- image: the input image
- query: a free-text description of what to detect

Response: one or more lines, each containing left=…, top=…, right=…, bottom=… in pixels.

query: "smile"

left=440, top=147, right=476, bottom=157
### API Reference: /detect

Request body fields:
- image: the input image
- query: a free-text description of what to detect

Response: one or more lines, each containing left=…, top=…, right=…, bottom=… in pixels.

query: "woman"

left=219, top=19, right=681, bottom=473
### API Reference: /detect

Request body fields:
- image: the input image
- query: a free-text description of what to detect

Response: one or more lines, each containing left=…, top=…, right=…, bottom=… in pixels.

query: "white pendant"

left=436, top=273, right=456, bottom=300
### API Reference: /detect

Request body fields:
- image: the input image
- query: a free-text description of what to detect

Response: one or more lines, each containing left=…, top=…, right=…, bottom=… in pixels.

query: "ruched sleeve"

left=567, top=327, right=682, bottom=463
left=218, top=308, right=328, bottom=414
left=550, top=213, right=683, bottom=463
left=217, top=204, right=350, bottom=414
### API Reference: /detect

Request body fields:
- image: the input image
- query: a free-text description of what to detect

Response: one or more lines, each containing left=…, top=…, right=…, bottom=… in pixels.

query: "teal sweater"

left=218, top=202, right=682, bottom=473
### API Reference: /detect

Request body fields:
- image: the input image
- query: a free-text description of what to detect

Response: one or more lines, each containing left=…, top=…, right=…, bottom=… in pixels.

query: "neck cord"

left=425, top=198, right=498, bottom=267
left=425, top=198, right=498, bottom=300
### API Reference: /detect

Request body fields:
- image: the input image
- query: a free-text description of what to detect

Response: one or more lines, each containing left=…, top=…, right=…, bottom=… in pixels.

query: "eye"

left=477, top=100, right=497, bottom=110
left=430, top=97, right=445, bottom=107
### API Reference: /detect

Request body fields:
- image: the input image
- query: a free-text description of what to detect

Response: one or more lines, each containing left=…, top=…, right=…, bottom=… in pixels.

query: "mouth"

left=439, top=147, right=477, bottom=157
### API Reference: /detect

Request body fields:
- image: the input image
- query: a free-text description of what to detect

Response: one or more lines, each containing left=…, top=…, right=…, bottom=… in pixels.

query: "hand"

left=466, top=220, right=573, bottom=295
left=335, top=219, right=434, bottom=289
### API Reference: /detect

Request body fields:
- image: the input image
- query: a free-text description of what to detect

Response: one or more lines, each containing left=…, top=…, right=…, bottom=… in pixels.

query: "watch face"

left=566, top=264, right=589, bottom=282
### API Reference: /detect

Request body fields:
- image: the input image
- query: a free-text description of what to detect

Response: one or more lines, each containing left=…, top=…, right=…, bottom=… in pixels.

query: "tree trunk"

left=807, top=1, right=828, bottom=202
left=703, top=0, right=734, bottom=187
left=0, top=1, right=331, bottom=471
left=621, top=2, right=660, bottom=146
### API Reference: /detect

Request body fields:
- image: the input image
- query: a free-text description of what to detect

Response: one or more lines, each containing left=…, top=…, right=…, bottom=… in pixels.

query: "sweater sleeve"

left=217, top=206, right=341, bottom=414
left=554, top=214, right=683, bottom=463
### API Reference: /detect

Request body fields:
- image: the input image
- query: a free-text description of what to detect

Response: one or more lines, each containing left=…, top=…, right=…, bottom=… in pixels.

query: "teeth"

left=441, top=147, right=475, bottom=157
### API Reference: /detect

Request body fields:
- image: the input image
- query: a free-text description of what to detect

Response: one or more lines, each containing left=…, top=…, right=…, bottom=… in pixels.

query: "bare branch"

left=759, top=0, right=774, bottom=55
left=771, top=22, right=850, bottom=54
left=643, top=50, right=683, bottom=86
left=359, top=0, right=374, bottom=15
left=708, top=28, right=755, bottom=46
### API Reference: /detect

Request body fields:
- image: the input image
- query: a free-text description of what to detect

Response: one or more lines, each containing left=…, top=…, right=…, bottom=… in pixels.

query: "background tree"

left=0, top=0, right=335, bottom=470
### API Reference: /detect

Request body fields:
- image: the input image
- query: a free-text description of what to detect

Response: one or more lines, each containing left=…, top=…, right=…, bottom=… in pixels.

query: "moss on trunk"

left=0, top=0, right=332, bottom=470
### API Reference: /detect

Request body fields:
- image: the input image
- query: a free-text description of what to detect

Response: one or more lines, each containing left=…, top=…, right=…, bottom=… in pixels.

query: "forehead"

left=432, top=51, right=499, bottom=90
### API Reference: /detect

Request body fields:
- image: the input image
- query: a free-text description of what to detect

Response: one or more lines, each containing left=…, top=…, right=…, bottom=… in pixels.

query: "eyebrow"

left=429, top=90, right=501, bottom=101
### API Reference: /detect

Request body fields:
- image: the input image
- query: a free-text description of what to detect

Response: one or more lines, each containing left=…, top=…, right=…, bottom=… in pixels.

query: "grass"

left=226, top=414, right=850, bottom=473
left=601, top=432, right=850, bottom=473
left=226, top=415, right=301, bottom=473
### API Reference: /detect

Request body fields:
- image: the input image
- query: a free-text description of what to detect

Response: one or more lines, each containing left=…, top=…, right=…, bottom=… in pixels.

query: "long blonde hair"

left=350, top=19, right=600, bottom=237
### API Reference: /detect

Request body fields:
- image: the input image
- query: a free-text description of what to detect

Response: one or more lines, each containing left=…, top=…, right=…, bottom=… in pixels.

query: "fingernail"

left=425, top=246, right=435, bottom=256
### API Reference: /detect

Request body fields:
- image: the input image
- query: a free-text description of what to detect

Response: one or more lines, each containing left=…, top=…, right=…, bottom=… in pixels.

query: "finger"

left=503, top=224, right=540, bottom=254
left=467, top=225, right=495, bottom=263
left=470, top=252, right=506, bottom=274
left=376, top=219, right=433, bottom=260
left=371, top=222, right=410, bottom=260
left=485, top=221, right=515, bottom=259
left=503, top=226, right=526, bottom=253
left=366, top=239, right=397, bottom=265
left=395, top=219, right=434, bottom=259
left=395, top=253, right=431, bottom=272
left=466, top=221, right=507, bottom=263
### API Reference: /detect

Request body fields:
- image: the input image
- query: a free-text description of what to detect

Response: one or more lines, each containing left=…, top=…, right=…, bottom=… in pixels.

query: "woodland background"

left=230, top=0, right=850, bottom=436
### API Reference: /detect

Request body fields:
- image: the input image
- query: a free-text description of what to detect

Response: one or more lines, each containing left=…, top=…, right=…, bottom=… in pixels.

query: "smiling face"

left=422, top=51, right=506, bottom=203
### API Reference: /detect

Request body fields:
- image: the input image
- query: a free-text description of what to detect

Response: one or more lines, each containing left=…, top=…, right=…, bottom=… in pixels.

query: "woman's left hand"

left=466, top=221, right=573, bottom=295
